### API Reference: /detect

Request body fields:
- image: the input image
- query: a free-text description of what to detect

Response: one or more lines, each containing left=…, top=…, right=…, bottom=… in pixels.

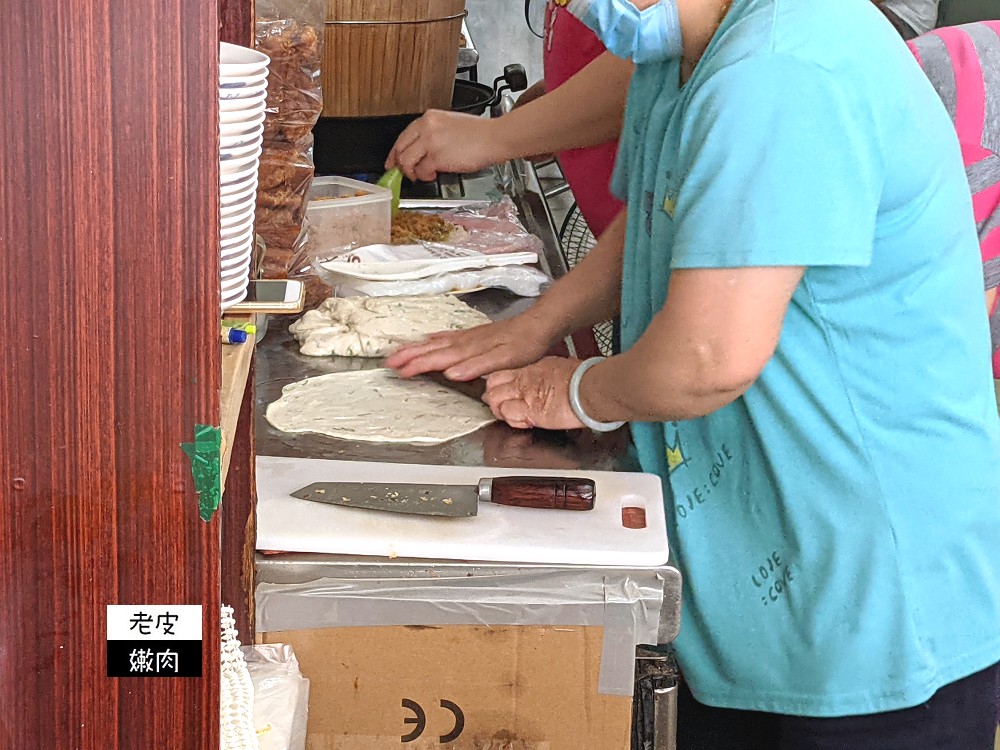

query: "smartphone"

left=227, top=279, right=305, bottom=315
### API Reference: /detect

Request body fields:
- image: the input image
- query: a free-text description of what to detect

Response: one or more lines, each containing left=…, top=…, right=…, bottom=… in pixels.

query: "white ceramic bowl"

left=223, top=279, right=248, bottom=294
left=221, top=198, right=255, bottom=223
left=220, top=124, right=264, bottom=150
left=222, top=266, right=251, bottom=286
left=220, top=117, right=264, bottom=138
left=220, top=147, right=262, bottom=176
left=219, top=101, right=266, bottom=125
left=221, top=218, right=254, bottom=242
left=219, top=92, right=267, bottom=112
left=220, top=42, right=270, bottom=77
left=220, top=160, right=259, bottom=186
left=221, top=203, right=255, bottom=229
left=220, top=190, right=251, bottom=209
left=223, top=284, right=248, bottom=299
left=219, top=81, right=268, bottom=101
left=222, top=258, right=253, bottom=280
left=220, top=74, right=268, bottom=91
left=221, top=198, right=256, bottom=224
left=220, top=69, right=269, bottom=89
left=222, top=279, right=248, bottom=297
left=221, top=181, right=258, bottom=209
left=221, top=279, right=250, bottom=304
left=221, top=215, right=255, bottom=241
left=219, top=171, right=257, bottom=198
left=222, top=265, right=249, bottom=286
left=222, top=238, right=254, bottom=262
left=221, top=244, right=253, bottom=270
left=221, top=287, right=249, bottom=311
left=221, top=201, right=255, bottom=226
left=220, top=137, right=264, bottom=163
left=221, top=228, right=254, bottom=252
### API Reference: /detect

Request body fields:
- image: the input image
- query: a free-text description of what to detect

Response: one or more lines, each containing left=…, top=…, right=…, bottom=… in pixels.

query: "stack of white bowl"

left=219, top=42, right=270, bottom=309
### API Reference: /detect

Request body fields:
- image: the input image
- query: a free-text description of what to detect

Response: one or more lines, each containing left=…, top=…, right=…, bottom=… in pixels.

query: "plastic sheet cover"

left=256, top=570, right=666, bottom=696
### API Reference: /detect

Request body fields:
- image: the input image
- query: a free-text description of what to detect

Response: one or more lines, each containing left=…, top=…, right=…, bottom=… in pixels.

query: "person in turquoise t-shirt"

left=390, top=0, right=1000, bottom=746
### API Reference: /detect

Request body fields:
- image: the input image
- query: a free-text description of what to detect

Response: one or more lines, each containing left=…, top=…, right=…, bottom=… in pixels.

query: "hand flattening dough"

left=289, top=295, right=491, bottom=358
left=265, top=368, right=496, bottom=444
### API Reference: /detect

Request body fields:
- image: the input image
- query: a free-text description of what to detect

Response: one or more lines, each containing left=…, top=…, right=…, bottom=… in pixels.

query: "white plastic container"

left=305, top=176, right=391, bottom=256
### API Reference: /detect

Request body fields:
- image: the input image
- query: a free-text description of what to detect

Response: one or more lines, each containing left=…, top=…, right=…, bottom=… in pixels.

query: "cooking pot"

left=313, top=64, right=528, bottom=176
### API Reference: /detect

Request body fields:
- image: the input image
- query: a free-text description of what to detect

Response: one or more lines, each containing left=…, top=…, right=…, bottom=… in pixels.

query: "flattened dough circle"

left=265, top=368, right=496, bottom=444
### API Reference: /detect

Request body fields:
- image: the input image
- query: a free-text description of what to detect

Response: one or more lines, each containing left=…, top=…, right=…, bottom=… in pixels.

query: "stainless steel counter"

left=253, top=173, right=681, bottom=645
left=254, top=181, right=638, bottom=473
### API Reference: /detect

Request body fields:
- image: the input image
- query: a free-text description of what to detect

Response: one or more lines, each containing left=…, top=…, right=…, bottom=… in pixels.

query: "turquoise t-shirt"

left=613, top=0, right=1000, bottom=717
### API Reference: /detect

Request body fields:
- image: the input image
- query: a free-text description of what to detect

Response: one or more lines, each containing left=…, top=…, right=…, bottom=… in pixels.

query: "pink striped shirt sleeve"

left=909, top=22, right=1000, bottom=292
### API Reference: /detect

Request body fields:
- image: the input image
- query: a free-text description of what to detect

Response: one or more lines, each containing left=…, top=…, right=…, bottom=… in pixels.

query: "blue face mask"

left=559, top=0, right=683, bottom=64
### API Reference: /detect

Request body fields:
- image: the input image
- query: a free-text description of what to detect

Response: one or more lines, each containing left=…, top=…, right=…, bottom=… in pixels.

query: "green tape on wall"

left=181, top=424, right=222, bottom=522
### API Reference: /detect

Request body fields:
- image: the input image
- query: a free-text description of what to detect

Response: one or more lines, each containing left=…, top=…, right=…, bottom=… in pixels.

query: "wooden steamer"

left=323, top=0, right=466, bottom=118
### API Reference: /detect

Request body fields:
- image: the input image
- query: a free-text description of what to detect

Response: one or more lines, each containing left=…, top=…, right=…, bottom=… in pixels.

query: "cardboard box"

left=262, top=624, right=633, bottom=750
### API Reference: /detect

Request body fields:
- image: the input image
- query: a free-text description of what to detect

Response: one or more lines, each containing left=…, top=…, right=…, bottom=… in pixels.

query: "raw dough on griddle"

left=289, top=295, right=490, bottom=358
left=265, top=368, right=496, bottom=444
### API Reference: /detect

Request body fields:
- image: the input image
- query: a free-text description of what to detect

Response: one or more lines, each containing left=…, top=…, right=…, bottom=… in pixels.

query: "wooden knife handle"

left=484, top=476, right=596, bottom=511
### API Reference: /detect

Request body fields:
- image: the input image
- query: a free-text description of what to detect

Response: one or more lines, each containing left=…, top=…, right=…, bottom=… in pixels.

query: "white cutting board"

left=256, top=456, right=670, bottom=567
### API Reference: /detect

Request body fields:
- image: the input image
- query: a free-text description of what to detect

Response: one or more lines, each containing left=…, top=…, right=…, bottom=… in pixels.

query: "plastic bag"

left=285, top=227, right=355, bottom=308
left=254, top=0, right=325, bottom=290
left=325, top=265, right=551, bottom=298
left=221, top=607, right=259, bottom=750
left=290, top=195, right=547, bottom=308
left=244, top=644, right=310, bottom=750
left=405, top=196, right=545, bottom=256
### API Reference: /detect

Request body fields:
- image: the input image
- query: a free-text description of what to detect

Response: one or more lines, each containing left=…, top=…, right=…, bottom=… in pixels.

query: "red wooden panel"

left=223, top=364, right=258, bottom=642
left=219, top=0, right=258, bottom=645
left=0, top=0, right=221, bottom=746
left=221, top=0, right=256, bottom=47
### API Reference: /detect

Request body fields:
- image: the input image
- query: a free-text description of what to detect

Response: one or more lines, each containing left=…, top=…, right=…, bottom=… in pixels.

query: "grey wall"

left=938, top=0, right=1000, bottom=24
left=466, top=0, right=544, bottom=86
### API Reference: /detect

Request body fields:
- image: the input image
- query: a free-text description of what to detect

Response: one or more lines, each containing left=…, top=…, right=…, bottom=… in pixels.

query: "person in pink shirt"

left=387, top=8, right=631, bottom=241
left=887, top=18, right=1000, bottom=377
left=527, top=1, right=625, bottom=237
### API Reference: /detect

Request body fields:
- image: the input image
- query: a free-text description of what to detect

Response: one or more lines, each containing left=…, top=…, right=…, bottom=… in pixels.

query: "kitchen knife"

left=290, top=476, right=596, bottom=517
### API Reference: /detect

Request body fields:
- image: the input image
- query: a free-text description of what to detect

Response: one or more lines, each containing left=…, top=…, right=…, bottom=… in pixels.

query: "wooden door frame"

left=0, top=0, right=236, bottom=745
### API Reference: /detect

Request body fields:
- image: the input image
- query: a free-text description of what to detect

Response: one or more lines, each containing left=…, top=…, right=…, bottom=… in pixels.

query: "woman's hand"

left=482, top=357, right=585, bottom=431
left=386, top=315, right=555, bottom=381
left=385, top=110, right=504, bottom=183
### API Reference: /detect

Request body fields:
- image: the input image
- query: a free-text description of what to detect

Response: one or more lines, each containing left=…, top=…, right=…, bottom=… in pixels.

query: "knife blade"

left=290, top=476, right=596, bottom=517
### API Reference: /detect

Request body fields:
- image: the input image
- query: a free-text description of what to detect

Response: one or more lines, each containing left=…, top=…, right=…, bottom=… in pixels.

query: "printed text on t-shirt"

left=674, top=443, right=734, bottom=520
left=752, top=550, right=794, bottom=606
